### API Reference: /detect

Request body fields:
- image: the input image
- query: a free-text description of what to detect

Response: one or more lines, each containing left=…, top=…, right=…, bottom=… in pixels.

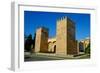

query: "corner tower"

left=35, top=27, right=49, bottom=53
left=56, top=17, right=78, bottom=55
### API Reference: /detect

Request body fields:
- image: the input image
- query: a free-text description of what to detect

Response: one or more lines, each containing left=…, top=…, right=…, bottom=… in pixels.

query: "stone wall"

left=56, top=17, right=78, bottom=55
left=34, top=17, right=79, bottom=56
left=35, top=27, right=48, bottom=53
left=56, top=17, right=67, bottom=55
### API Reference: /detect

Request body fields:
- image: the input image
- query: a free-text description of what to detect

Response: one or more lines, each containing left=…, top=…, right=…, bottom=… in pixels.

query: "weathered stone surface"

left=35, top=17, right=79, bottom=56
left=35, top=27, right=48, bottom=53
left=56, top=17, right=78, bottom=55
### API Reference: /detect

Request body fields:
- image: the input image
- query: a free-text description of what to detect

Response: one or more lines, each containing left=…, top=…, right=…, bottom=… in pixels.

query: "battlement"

left=36, top=26, right=49, bottom=33
left=57, top=16, right=75, bottom=25
left=57, top=16, right=67, bottom=22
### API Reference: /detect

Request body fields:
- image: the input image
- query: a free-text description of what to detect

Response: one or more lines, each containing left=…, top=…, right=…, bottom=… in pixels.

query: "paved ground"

left=24, top=52, right=90, bottom=62
left=25, top=54, right=62, bottom=62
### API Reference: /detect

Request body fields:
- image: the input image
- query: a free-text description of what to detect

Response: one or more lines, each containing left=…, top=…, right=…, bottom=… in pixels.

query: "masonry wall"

left=35, top=17, right=78, bottom=55
left=56, top=17, right=67, bottom=55
left=67, top=18, right=77, bottom=55
left=40, top=28, right=48, bottom=52
left=35, top=28, right=48, bottom=53
left=56, top=17, right=78, bottom=55
left=35, top=28, right=41, bottom=52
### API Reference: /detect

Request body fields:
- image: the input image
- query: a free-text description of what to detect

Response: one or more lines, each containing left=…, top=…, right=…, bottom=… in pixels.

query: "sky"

left=24, top=11, right=90, bottom=41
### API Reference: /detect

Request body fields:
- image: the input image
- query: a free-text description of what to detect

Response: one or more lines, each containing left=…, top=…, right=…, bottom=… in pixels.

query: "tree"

left=25, top=34, right=32, bottom=52
left=24, top=33, right=36, bottom=53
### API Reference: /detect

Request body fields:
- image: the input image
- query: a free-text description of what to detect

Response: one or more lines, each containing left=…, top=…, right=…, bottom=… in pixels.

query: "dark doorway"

left=54, top=45, right=56, bottom=53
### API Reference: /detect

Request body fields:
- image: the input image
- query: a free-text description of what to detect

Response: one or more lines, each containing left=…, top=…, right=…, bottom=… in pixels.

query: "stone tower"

left=56, top=17, right=78, bottom=55
left=35, top=27, right=48, bottom=53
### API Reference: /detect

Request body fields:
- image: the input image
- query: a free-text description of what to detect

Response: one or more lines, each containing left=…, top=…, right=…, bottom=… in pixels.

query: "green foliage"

left=85, top=43, right=90, bottom=54
left=24, top=33, right=36, bottom=52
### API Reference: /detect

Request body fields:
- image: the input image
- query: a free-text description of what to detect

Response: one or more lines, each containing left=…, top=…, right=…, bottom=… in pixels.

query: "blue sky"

left=24, top=11, right=90, bottom=41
